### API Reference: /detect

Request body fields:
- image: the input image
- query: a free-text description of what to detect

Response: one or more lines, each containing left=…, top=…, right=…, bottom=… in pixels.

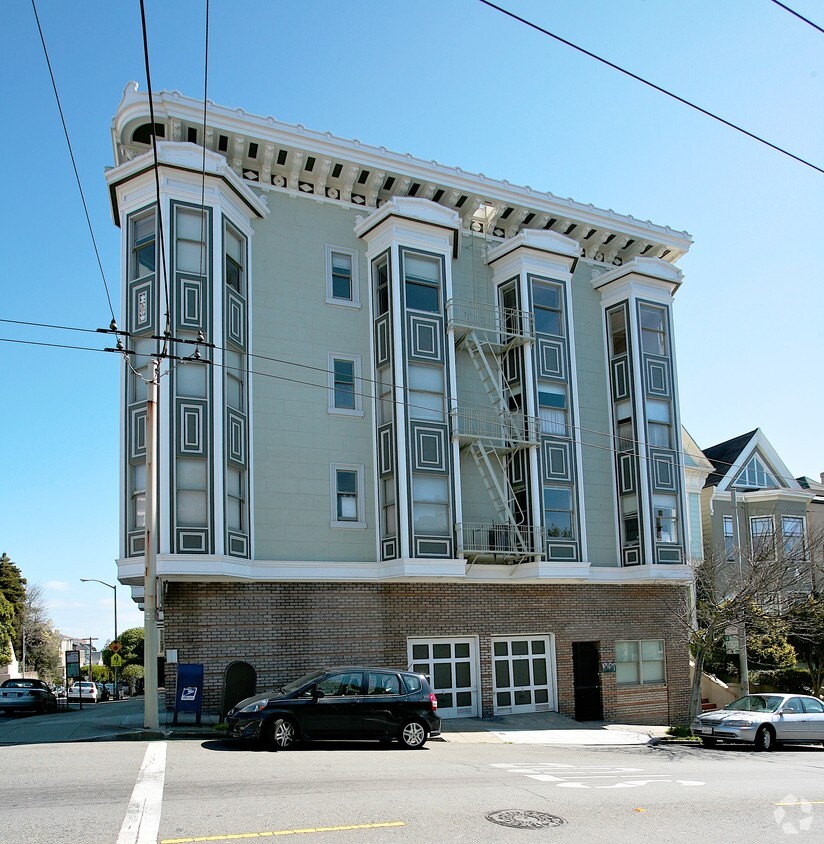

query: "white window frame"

left=781, top=515, right=806, bottom=561
left=325, top=245, right=360, bottom=308
left=327, top=353, right=363, bottom=416
left=616, top=638, right=666, bottom=686
left=723, top=515, right=735, bottom=561
left=330, top=463, right=366, bottom=529
left=750, top=515, right=776, bottom=560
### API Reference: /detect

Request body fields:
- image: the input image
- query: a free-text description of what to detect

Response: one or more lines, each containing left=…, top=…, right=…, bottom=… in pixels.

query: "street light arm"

left=80, top=578, right=116, bottom=590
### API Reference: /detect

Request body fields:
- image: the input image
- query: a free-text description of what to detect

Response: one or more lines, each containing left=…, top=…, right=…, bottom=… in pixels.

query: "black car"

left=227, top=667, right=441, bottom=749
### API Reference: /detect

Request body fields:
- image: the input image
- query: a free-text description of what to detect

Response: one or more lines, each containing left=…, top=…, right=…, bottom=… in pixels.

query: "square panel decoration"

left=130, top=406, right=147, bottom=460
left=177, top=276, right=205, bottom=331
left=407, top=314, right=443, bottom=362
left=177, top=400, right=207, bottom=456
left=611, top=356, right=630, bottom=400
left=375, top=315, right=391, bottom=368
left=226, top=290, right=246, bottom=348
left=542, top=439, right=571, bottom=482
left=227, top=409, right=247, bottom=467
left=537, top=338, right=566, bottom=380
left=382, top=538, right=397, bottom=560
left=130, top=280, right=154, bottom=335
left=378, top=424, right=394, bottom=477
left=227, top=532, right=248, bottom=558
left=645, top=357, right=671, bottom=397
left=411, top=422, right=448, bottom=473
left=176, top=529, right=208, bottom=554
left=650, top=448, right=676, bottom=491
left=622, top=547, right=642, bottom=566
left=618, top=453, right=636, bottom=494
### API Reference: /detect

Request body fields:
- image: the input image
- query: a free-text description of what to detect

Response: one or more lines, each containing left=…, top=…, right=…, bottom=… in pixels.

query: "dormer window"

left=734, top=454, right=777, bottom=489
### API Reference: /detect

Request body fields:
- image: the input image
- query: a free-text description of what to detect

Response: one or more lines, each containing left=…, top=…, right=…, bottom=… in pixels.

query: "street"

left=2, top=724, right=824, bottom=843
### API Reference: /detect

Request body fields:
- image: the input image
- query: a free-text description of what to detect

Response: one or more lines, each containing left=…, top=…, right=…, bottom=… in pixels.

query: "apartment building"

left=107, top=82, right=695, bottom=722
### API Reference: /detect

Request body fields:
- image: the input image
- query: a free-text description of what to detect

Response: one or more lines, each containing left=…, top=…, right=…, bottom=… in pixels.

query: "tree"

left=0, top=552, right=26, bottom=657
left=20, top=584, right=62, bottom=682
left=787, top=597, right=824, bottom=697
left=120, top=663, right=144, bottom=693
left=0, top=593, right=14, bottom=666
left=673, top=531, right=813, bottom=721
left=112, top=627, right=144, bottom=667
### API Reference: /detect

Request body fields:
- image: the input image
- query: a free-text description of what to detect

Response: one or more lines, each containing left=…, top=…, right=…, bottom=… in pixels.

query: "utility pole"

left=144, top=356, right=160, bottom=730
left=730, top=488, right=750, bottom=696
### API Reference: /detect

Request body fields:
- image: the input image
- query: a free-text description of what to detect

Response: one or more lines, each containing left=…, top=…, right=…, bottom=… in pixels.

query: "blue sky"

left=1, top=0, right=822, bottom=647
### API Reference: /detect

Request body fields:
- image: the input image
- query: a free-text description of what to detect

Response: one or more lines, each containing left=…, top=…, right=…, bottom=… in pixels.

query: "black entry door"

left=572, top=641, right=603, bottom=721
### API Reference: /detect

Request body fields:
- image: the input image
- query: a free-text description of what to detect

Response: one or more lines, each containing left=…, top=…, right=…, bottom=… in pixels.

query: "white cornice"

left=111, top=83, right=693, bottom=260
left=486, top=228, right=579, bottom=266
left=105, top=142, right=269, bottom=225
left=353, top=196, right=460, bottom=238
left=116, top=554, right=693, bottom=587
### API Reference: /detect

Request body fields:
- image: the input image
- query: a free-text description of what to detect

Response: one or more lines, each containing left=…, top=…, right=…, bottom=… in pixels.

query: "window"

left=326, top=245, right=359, bottom=306
left=802, top=697, right=824, bottom=714
left=654, top=500, right=678, bottom=543
left=404, top=252, right=441, bottom=313
left=175, top=207, right=208, bottom=275
left=639, top=304, right=667, bottom=356
left=734, top=454, right=777, bottom=489
left=225, top=224, right=245, bottom=293
left=328, top=354, right=362, bottom=414
left=131, top=463, right=146, bottom=530
left=538, top=387, right=568, bottom=436
left=412, top=475, right=450, bottom=536
left=226, top=467, right=245, bottom=532
left=544, top=486, right=573, bottom=539
left=407, top=364, right=445, bottom=422
left=316, top=671, right=363, bottom=697
left=646, top=400, right=671, bottom=448
left=367, top=672, right=401, bottom=696
left=623, top=512, right=640, bottom=545
left=331, top=464, right=365, bottom=528
left=608, top=307, right=627, bottom=356
left=750, top=516, right=775, bottom=560
left=723, top=515, right=735, bottom=561
left=616, top=639, right=665, bottom=685
left=533, top=281, right=563, bottom=336
left=782, top=516, right=805, bottom=560
left=375, top=255, right=390, bottom=316
left=130, top=211, right=156, bottom=280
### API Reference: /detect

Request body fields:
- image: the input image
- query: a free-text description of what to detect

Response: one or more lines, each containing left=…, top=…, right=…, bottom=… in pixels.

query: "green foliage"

left=786, top=597, right=824, bottom=696
left=120, top=663, right=144, bottom=691
left=0, top=554, right=26, bottom=652
left=666, top=725, right=695, bottom=738
left=750, top=667, right=814, bottom=695
left=80, top=664, right=112, bottom=682
left=0, top=593, right=14, bottom=666
left=110, top=627, right=145, bottom=667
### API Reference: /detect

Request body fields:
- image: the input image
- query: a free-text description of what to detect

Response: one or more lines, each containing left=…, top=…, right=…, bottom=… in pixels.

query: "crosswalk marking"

left=118, top=742, right=168, bottom=844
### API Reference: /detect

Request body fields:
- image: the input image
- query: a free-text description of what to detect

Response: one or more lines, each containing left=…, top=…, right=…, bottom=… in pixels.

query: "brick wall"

left=162, top=581, right=690, bottom=725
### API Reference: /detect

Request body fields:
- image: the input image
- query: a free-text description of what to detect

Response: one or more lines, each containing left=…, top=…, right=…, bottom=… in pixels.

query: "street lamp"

left=80, top=578, right=119, bottom=700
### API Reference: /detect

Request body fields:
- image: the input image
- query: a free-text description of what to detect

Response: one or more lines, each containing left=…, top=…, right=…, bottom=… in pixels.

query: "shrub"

left=749, top=667, right=813, bottom=694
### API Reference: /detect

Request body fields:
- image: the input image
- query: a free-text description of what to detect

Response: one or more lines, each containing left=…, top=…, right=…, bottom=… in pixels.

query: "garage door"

left=492, top=635, right=556, bottom=715
left=408, top=637, right=479, bottom=719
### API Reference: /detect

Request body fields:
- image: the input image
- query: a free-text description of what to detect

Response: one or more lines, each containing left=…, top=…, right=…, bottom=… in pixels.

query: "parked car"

left=227, top=667, right=441, bottom=750
left=0, top=679, right=59, bottom=715
left=67, top=682, right=99, bottom=703
left=95, top=682, right=110, bottom=701
left=52, top=685, right=66, bottom=699
left=104, top=682, right=128, bottom=699
left=692, top=693, right=824, bottom=751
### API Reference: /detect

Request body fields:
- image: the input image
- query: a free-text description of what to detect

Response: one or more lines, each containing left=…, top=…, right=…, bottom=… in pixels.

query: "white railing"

left=456, top=522, right=540, bottom=559
left=451, top=407, right=539, bottom=446
left=447, top=298, right=533, bottom=341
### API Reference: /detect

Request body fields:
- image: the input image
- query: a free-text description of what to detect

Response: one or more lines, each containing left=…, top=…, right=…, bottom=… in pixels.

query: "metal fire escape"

left=447, top=298, right=540, bottom=562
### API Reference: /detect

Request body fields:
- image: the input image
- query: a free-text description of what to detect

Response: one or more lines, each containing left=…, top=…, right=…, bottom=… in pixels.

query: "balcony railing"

left=451, top=407, right=539, bottom=447
left=456, top=522, right=541, bottom=562
left=447, top=298, right=533, bottom=343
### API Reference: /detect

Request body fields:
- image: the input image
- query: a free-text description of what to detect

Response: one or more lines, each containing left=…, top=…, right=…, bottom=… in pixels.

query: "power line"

left=1, top=325, right=811, bottom=488
left=770, top=0, right=824, bottom=35
left=138, top=0, right=172, bottom=343
left=477, top=0, right=824, bottom=176
left=29, top=0, right=116, bottom=322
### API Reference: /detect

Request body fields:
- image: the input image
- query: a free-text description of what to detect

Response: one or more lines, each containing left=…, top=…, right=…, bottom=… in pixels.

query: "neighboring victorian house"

left=681, top=428, right=713, bottom=564
left=700, top=430, right=815, bottom=596
left=796, top=474, right=824, bottom=593
left=106, top=82, right=698, bottom=723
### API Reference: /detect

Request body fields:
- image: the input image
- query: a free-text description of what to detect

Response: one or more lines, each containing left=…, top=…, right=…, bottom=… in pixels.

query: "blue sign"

left=173, top=663, right=204, bottom=724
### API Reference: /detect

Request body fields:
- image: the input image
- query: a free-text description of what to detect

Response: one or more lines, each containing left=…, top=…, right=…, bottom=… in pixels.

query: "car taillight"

left=429, top=692, right=438, bottom=711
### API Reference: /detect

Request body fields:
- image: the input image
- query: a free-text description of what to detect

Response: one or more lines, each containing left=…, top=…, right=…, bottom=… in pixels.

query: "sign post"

left=66, top=650, right=80, bottom=709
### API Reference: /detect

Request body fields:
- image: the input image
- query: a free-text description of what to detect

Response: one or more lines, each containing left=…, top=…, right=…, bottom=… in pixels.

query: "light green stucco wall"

left=250, top=193, right=376, bottom=561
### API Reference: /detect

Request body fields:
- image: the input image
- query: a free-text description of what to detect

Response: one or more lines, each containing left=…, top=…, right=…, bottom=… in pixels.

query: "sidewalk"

left=0, top=693, right=667, bottom=746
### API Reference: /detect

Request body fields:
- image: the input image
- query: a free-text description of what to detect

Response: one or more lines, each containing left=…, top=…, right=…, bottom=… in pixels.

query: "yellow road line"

left=161, top=821, right=405, bottom=843
left=773, top=801, right=824, bottom=806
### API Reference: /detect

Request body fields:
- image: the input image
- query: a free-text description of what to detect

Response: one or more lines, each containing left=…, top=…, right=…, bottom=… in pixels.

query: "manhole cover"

left=486, top=810, right=566, bottom=829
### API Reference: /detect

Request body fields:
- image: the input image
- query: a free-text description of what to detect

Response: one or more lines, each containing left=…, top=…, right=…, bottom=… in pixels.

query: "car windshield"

left=726, top=694, right=783, bottom=713
left=281, top=670, right=327, bottom=694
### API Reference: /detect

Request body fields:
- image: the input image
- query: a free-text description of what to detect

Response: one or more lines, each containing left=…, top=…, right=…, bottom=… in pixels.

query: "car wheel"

left=754, top=725, right=776, bottom=752
left=267, top=717, right=298, bottom=750
left=699, top=737, right=717, bottom=747
left=398, top=719, right=428, bottom=749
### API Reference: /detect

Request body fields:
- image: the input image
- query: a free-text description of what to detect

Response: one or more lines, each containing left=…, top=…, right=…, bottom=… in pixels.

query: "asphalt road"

left=3, top=734, right=824, bottom=843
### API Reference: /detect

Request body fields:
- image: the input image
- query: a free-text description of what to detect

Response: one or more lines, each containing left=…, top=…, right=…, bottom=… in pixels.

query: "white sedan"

left=692, top=693, right=824, bottom=751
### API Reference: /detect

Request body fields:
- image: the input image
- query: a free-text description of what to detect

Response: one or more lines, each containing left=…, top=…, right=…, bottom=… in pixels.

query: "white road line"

left=117, top=742, right=167, bottom=844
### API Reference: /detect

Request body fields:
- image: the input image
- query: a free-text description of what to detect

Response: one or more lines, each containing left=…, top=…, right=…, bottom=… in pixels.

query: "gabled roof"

left=701, top=428, right=802, bottom=493
left=702, top=430, right=758, bottom=488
